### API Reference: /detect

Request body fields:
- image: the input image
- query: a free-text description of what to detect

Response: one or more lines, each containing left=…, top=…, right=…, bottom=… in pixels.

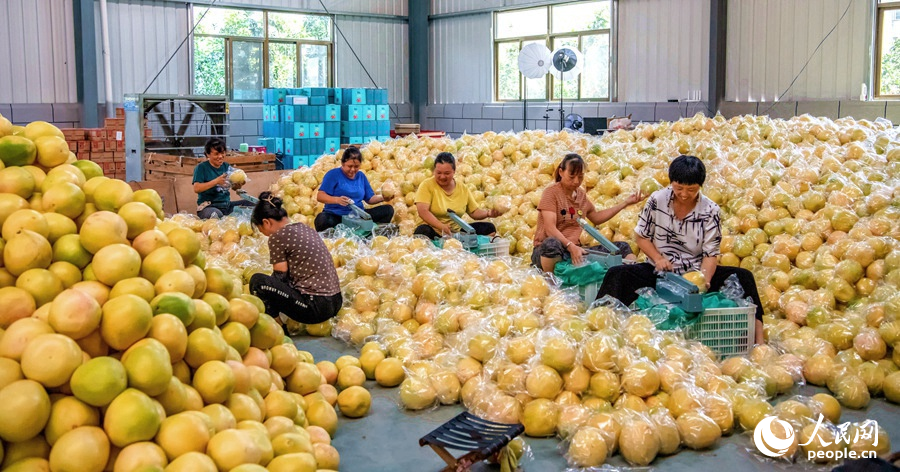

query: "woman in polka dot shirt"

left=248, top=191, right=342, bottom=326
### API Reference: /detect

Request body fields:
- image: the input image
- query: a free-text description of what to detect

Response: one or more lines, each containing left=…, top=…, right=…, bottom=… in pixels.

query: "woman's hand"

left=653, top=257, right=673, bottom=272
left=439, top=223, right=452, bottom=236
left=337, top=196, right=352, bottom=206
left=568, top=242, right=585, bottom=265
left=624, top=190, right=646, bottom=206
left=213, top=174, right=227, bottom=187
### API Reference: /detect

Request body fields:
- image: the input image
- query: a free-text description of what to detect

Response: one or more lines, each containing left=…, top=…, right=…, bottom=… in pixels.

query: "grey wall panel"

left=431, top=0, right=563, bottom=16
left=96, top=0, right=191, bottom=102
left=618, top=0, right=709, bottom=102
left=193, top=0, right=407, bottom=16
left=430, top=14, right=493, bottom=103
left=726, top=0, right=870, bottom=101
left=0, top=0, right=77, bottom=103
left=334, top=16, right=409, bottom=103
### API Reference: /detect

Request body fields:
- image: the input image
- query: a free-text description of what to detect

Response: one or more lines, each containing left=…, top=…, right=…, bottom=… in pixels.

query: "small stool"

left=418, top=411, right=524, bottom=472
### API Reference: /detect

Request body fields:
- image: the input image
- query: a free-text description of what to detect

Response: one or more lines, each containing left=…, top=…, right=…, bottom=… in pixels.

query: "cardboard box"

left=115, top=108, right=125, bottom=118
left=376, top=105, right=390, bottom=121
left=377, top=120, right=391, bottom=135
left=325, top=138, right=340, bottom=154
left=284, top=138, right=295, bottom=156
left=293, top=122, right=309, bottom=139
left=91, top=141, right=105, bottom=152
left=105, top=141, right=117, bottom=152
left=341, top=105, right=363, bottom=122
left=325, top=121, right=340, bottom=137
left=363, top=105, right=376, bottom=121
left=309, top=123, right=324, bottom=138
left=325, top=104, right=340, bottom=122
left=89, top=129, right=107, bottom=141
left=343, top=88, right=366, bottom=105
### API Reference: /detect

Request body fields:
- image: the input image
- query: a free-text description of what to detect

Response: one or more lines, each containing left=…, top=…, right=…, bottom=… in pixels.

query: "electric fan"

left=564, top=113, right=584, bottom=132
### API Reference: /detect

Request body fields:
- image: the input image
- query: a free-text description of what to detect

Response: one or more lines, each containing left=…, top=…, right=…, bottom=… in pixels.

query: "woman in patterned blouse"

left=598, top=155, right=765, bottom=344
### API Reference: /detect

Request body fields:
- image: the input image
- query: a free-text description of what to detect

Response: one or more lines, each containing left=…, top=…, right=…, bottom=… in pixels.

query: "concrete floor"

left=297, top=336, right=900, bottom=472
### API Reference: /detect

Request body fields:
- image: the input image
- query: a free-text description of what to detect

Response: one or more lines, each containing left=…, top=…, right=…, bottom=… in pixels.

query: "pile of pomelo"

left=0, top=116, right=369, bottom=471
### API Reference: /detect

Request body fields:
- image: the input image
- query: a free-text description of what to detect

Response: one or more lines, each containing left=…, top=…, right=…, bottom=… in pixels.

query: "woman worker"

left=315, top=146, right=394, bottom=232
left=414, top=152, right=504, bottom=238
left=249, top=191, right=342, bottom=327
left=192, top=138, right=252, bottom=219
left=597, top=155, right=765, bottom=343
left=532, top=153, right=644, bottom=273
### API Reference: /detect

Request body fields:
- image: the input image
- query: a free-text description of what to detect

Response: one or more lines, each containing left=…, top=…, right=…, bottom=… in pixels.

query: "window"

left=877, top=1, right=900, bottom=97
left=494, top=1, right=611, bottom=102
left=192, top=7, right=332, bottom=101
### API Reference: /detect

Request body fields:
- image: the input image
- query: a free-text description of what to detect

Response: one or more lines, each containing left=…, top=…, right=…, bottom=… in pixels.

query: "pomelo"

left=70, top=356, right=128, bottom=407
left=52, top=234, right=91, bottom=269
left=20, top=333, right=83, bottom=388
left=121, top=338, right=173, bottom=397
left=141, top=246, right=185, bottom=283
left=167, top=228, right=200, bottom=265
left=221, top=322, right=252, bottom=357
left=44, top=212, right=77, bottom=244
left=93, top=179, right=133, bottom=212
left=156, top=411, right=211, bottom=460
left=0, top=379, right=51, bottom=442
left=109, top=277, right=156, bottom=301
left=117, top=201, right=157, bottom=239
left=305, top=399, right=338, bottom=437
left=0, top=113, right=12, bottom=137
left=15, top=268, right=64, bottom=307
left=0, top=135, right=36, bottom=166
left=23, top=121, right=64, bottom=141
left=82, top=176, right=108, bottom=204
left=336, top=385, right=371, bottom=418
left=22, top=165, right=46, bottom=189
left=0, top=286, right=36, bottom=328
left=267, top=453, right=317, bottom=472
left=103, top=388, right=163, bottom=447
left=206, top=429, right=262, bottom=471
left=132, top=229, right=169, bottom=258
left=112, top=442, right=168, bottom=472
left=44, top=396, right=100, bottom=446
left=204, top=267, right=234, bottom=297
left=78, top=211, right=127, bottom=254
left=0, top=193, right=29, bottom=227
left=201, top=292, right=231, bottom=325
left=48, top=261, right=82, bottom=288
left=92, top=243, right=141, bottom=286
left=163, top=451, right=217, bottom=472
left=0, top=317, right=54, bottom=361
left=72, top=160, right=103, bottom=180
left=43, top=164, right=85, bottom=191
left=2, top=208, right=48, bottom=240
left=189, top=299, right=217, bottom=331
left=101, top=294, right=153, bottom=350
left=147, top=314, right=188, bottom=364
left=184, top=327, right=229, bottom=368
left=0, top=166, right=35, bottom=199
left=71, top=280, right=110, bottom=306
left=154, top=269, right=195, bottom=297
left=40, top=182, right=84, bottom=219
left=34, top=136, right=70, bottom=168
left=192, top=360, right=236, bottom=404
left=150, top=291, right=196, bottom=326
left=184, top=264, right=207, bottom=298
left=48, top=288, right=102, bottom=339
left=4, top=229, right=51, bottom=276
left=132, top=189, right=164, bottom=219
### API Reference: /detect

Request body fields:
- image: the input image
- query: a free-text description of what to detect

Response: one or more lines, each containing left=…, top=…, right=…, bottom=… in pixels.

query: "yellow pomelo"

left=3, top=447, right=51, bottom=471
left=48, top=426, right=109, bottom=472
left=118, top=201, right=157, bottom=239
left=0, top=267, right=14, bottom=287
left=206, top=429, right=262, bottom=471
left=141, top=246, right=184, bottom=283
left=0, top=167, right=35, bottom=200
left=103, top=388, right=163, bottom=447
left=147, top=313, right=188, bottom=363
left=249, top=313, right=280, bottom=351
left=0, top=286, right=36, bottom=328
left=23, top=121, right=64, bottom=141
left=375, top=357, right=405, bottom=387
left=204, top=267, right=234, bottom=297
left=154, top=270, right=195, bottom=297
left=271, top=431, right=312, bottom=456
left=48, top=288, right=102, bottom=339
left=121, top=338, right=173, bottom=397
left=74, top=202, right=97, bottom=228
left=229, top=297, right=260, bottom=328
left=43, top=164, right=85, bottom=190
left=286, top=362, right=322, bottom=396
left=184, top=264, right=207, bottom=298
left=20, top=333, right=83, bottom=388
left=156, top=412, right=211, bottom=460
left=0, top=113, right=9, bottom=136
left=164, top=451, right=217, bottom=472
left=201, top=292, right=231, bottom=325
left=264, top=390, right=299, bottom=420
left=167, top=228, right=200, bottom=265
left=41, top=182, right=85, bottom=219
left=0, top=317, right=54, bottom=361
left=79, top=211, right=127, bottom=254
left=181, top=383, right=204, bottom=410
left=270, top=344, right=299, bottom=378
left=226, top=393, right=262, bottom=422
left=184, top=327, right=229, bottom=368
left=0, top=135, right=37, bottom=166
left=188, top=299, right=217, bottom=331
left=44, top=212, right=76, bottom=244
left=0, top=193, right=29, bottom=227
left=313, top=443, right=340, bottom=470
left=92, top=243, right=141, bottom=287
left=150, top=291, right=195, bottom=326
left=91, top=178, right=133, bottom=212
left=155, top=376, right=187, bottom=416
left=74, top=327, right=108, bottom=358
left=48, top=261, right=82, bottom=288
left=336, top=386, right=371, bottom=418
left=82, top=176, right=108, bottom=204
left=27, top=193, right=42, bottom=213
left=44, top=396, right=100, bottom=446
left=202, top=403, right=237, bottom=433
left=70, top=356, right=128, bottom=407
left=34, top=136, right=70, bottom=168
left=305, top=399, right=338, bottom=437
left=0, top=379, right=51, bottom=442
left=72, top=160, right=103, bottom=181
left=221, top=322, right=252, bottom=356
left=110, top=277, right=156, bottom=301
left=337, top=366, right=366, bottom=390
left=132, top=189, right=164, bottom=219
left=192, top=360, right=236, bottom=404
left=132, top=229, right=169, bottom=259
left=22, top=165, right=45, bottom=189
left=101, top=294, right=153, bottom=350
left=112, top=442, right=168, bottom=472
left=267, top=453, right=317, bottom=472
left=11, top=268, right=61, bottom=310
left=4, top=229, right=51, bottom=276
left=52, top=234, right=91, bottom=269
left=359, top=349, right=385, bottom=379
left=2, top=208, right=48, bottom=240
left=71, top=280, right=110, bottom=306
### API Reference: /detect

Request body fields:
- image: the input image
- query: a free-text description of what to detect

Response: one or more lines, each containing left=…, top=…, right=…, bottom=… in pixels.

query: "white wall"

left=430, top=13, right=494, bottom=103
left=618, top=0, right=710, bottom=102
left=334, top=16, right=410, bottom=103
left=96, top=0, right=191, bottom=101
left=202, top=0, right=407, bottom=16
left=0, top=0, right=77, bottom=103
left=725, top=0, right=872, bottom=101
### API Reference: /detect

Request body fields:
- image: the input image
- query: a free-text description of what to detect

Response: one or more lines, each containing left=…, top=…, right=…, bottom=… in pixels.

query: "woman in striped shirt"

left=598, top=155, right=765, bottom=344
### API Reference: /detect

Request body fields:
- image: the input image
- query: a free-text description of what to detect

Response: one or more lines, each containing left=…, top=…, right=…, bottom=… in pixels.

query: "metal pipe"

left=100, top=0, right=115, bottom=117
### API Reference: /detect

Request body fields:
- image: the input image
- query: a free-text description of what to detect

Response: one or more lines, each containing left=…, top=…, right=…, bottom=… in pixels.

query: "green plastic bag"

left=636, top=291, right=739, bottom=330
left=553, top=260, right=608, bottom=287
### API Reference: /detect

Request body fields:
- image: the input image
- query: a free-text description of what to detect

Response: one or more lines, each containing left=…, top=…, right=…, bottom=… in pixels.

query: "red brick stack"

left=62, top=108, right=151, bottom=180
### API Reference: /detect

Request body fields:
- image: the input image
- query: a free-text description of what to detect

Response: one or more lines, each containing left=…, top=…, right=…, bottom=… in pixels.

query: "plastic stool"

left=418, top=411, right=524, bottom=471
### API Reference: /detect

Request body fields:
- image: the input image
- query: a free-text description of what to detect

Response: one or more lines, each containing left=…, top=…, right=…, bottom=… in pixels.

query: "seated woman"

left=597, top=155, right=765, bottom=343
left=532, top=153, right=644, bottom=273
left=314, top=146, right=393, bottom=232
left=414, top=152, right=504, bottom=239
left=192, top=138, right=252, bottom=219
left=249, top=191, right=342, bottom=327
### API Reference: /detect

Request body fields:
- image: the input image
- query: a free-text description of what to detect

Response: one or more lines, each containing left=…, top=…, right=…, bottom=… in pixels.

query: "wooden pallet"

left=143, top=152, right=276, bottom=180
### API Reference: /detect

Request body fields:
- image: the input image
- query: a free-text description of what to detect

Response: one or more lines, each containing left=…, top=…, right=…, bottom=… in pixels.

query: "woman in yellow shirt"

left=414, top=152, right=504, bottom=238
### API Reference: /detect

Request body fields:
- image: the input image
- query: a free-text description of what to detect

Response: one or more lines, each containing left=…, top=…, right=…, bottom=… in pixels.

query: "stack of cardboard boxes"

left=260, top=87, right=390, bottom=169
left=62, top=108, right=150, bottom=180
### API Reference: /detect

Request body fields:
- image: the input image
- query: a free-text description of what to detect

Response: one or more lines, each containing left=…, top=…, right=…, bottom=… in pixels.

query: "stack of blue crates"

left=260, top=87, right=390, bottom=169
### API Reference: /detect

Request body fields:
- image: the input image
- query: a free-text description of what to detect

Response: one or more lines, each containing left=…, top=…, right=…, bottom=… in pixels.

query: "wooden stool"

left=418, top=411, right=524, bottom=472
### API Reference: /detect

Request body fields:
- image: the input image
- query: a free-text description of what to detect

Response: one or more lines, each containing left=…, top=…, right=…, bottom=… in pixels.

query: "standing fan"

left=564, top=113, right=584, bottom=132
left=551, top=47, right=584, bottom=131
left=517, top=43, right=552, bottom=130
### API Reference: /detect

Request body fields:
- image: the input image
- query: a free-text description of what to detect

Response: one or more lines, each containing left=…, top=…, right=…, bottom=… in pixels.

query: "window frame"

left=493, top=1, right=612, bottom=102
left=191, top=7, right=334, bottom=102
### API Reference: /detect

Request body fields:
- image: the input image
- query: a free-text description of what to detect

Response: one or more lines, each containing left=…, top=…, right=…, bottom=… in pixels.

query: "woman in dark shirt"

left=248, top=191, right=342, bottom=325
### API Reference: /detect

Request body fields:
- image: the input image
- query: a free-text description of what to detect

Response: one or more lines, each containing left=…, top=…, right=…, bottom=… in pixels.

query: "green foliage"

left=881, top=37, right=900, bottom=95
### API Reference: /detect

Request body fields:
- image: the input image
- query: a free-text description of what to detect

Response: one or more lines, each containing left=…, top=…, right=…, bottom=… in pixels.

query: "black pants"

left=249, top=272, right=342, bottom=324
left=413, top=222, right=496, bottom=239
left=197, top=200, right=254, bottom=219
left=596, top=263, right=765, bottom=320
left=314, top=205, right=394, bottom=232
